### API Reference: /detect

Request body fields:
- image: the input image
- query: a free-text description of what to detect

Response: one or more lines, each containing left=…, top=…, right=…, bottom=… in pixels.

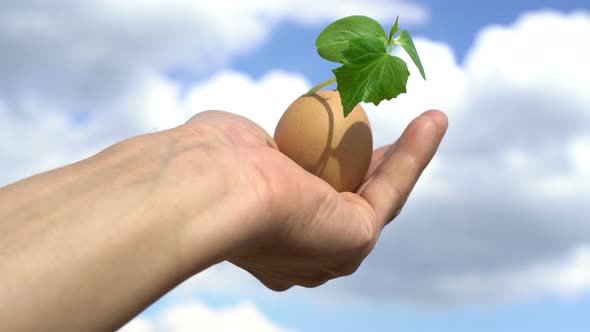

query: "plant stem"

left=305, top=77, right=337, bottom=96
left=387, top=39, right=397, bottom=54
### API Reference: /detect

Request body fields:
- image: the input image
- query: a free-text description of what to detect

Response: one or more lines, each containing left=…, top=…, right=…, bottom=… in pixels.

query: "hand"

left=185, top=109, right=448, bottom=291
left=0, top=108, right=446, bottom=331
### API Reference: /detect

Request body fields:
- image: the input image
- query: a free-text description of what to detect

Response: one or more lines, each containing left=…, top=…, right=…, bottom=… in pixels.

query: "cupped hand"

left=186, top=109, right=447, bottom=291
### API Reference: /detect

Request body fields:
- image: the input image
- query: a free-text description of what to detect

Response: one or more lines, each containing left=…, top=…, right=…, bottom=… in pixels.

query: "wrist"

left=0, top=119, right=275, bottom=331
left=152, top=122, right=276, bottom=273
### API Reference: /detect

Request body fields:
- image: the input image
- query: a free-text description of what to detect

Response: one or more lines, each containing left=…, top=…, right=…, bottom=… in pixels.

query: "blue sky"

left=142, top=287, right=590, bottom=332
left=229, top=0, right=590, bottom=82
left=1, top=1, right=590, bottom=331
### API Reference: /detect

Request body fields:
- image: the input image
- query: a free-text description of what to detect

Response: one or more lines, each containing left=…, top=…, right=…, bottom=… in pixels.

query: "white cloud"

left=439, top=245, right=590, bottom=303
left=183, top=70, right=310, bottom=134
left=173, top=262, right=262, bottom=300
left=0, top=0, right=425, bottom=108
left=325, top=9, right=590, bottom=306
left=119, top=317, right=155, bottom=332
left=159, top=10, right=590, bottom=308
left=0, top=69, right=309, bottom=186
left=118, top=301, right=294, bottom=332
left=465, top=11, right=590, bottom=104
left=2, top=1, right=590, bottom=310
left=269, top=0, right=428, bottom=25
left=0, top=0, right=417, bottom=183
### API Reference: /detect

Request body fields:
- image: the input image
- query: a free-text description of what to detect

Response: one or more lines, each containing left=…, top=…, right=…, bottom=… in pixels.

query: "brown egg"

left=274, top=90, right=373, bottom=192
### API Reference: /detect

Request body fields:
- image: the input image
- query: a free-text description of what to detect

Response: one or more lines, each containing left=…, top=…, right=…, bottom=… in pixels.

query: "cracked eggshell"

left=274, top=90, right=373, bottom=192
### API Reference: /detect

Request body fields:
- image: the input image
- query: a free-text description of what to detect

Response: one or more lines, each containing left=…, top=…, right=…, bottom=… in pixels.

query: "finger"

left=365, top=143, right=395, bottom=179
left=359, top=110, right=448, bottom=228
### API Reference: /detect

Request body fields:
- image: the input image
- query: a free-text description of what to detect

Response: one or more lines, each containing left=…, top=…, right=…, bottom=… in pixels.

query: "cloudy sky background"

left=2, top=1, right=590, bottom=331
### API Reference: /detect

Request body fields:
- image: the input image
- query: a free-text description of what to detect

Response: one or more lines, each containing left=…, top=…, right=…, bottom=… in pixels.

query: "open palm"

left=187, top=109, right=447, bottom=291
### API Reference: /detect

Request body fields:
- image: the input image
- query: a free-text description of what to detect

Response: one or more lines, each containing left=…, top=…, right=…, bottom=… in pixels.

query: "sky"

left=1, top=1, right=590, bottom=331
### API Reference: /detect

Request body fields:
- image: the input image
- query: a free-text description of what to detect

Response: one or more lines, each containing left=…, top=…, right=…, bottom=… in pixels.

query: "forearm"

left=0, top=128, right=252, bottom=331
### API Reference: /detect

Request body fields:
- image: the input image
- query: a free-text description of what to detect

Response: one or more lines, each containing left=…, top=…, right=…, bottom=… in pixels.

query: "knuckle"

left=399, top=150, right=421, bottom=172
left=373, top=177, right=404, bottom=204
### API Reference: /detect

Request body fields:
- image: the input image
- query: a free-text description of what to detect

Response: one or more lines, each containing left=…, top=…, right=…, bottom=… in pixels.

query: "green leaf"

left=396, top=30, right=426, bottom=80
left=341, top=34, right=388, bottom=64
left=388, top=16, right=399, bottom=42
left=316, top=15, right=388, bottom=64
left=333, top=36, right=410, bottom=117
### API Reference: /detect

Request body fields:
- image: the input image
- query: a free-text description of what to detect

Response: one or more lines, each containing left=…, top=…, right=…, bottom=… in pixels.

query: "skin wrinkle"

left=361, top=175, right=403, bottom=226
left=0, top=143, right=157, bottom=254
left=335, top=196, right=373, bottom=258
left=342, top=193, right=380, bottom=256
left=237, top=247, right=345, bottom=288
left=231, top=109, right=446, bottom=289
left=0, top=109, right=447, bottom=330
left=218, top=142, right=279, bottom=241
left=365, top=145, right=392, bottom=178
left=267, top=162, right=310, bottom=240
left=170, top=122, right=278, bottom=263
left=243, top=148, right=282, bottom=236
left=183, top=115, right=279, bottom=236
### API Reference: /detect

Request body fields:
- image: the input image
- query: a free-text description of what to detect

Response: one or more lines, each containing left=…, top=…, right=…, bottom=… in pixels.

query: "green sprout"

left=306, top=15, right=426, bottom=117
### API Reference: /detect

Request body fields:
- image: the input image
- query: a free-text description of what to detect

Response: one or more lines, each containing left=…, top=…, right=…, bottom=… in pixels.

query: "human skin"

left=0, top=109, right=447, bottom=331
